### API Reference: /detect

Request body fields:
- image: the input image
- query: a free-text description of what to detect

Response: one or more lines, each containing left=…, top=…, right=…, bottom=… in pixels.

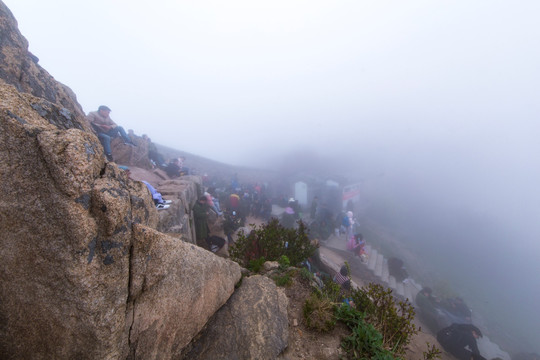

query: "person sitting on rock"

left=206, top=235, right=226, bottom=253
left=177, top=156, right=190, bottom=175
left=86, top=105, right=136, bottom=162
left=416, top=287, right=449, bottom=332
left=141, top=181, right=172, bottom=210
left=437, top=323, right=486, bottom=360
left=165, top=158, right=182, bottom=178
left=204, top=190, right=222, bottom=216
left=223, top=210, right=242, bottom=245
left=333, top=264, right=351, bottom=290
left=441, top=296, right=473, bottom=323
left=303, top=239, right=330, bottom=286
left=142, top=134, right=166, bottom=168
left=388, top=257, right=409, bottom=282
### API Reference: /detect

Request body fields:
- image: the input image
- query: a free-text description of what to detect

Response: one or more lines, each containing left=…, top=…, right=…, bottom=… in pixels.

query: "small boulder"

left=182, top=275, right=289, bottom=360
left=264, top=261, right=280, bottom=272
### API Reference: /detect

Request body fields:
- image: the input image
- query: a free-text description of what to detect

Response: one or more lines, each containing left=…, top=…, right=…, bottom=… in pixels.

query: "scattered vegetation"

left=230, top=218, right=317, bottom=267
left=337, top=304, right=396, bottom=359
left=228, top=218, right=441, bottom=359
left=273, top=270, right=295, bottom=287
left=301, top=279, right=441, bottom=360
left=352, top=283, right=417, bottom=356
left=303, top=292, right=337, bottom=332
left=299, top=266, right=313, bottom=281
left=278, top=254, right=290, bottom=270
left=247, top=256, right=266, bottom=273
left=422, top=343, right=442, bottom=360
left=271, top=255, right=295, bottom=286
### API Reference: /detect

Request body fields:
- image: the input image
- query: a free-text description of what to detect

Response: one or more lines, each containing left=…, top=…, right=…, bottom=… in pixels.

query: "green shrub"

left=303, top=293, right=336, bottom=332
left=302, top=275, right=432, bottom=359
left=230, top=218, right=316, bottom=268
left=337, top=304, right=397, bottom=360
left=299, top=267, right=313, bottom=281
left=321, top=277, right=344, bottom=303
left=299, top=277, right=437, bottom=359
left=350, top=283, right=417, bottom=356
left=278, top=255, right=290, bottom=270
left=247, top=256, right=266, bottom=273
left=273, top=270, right=294, bottom=287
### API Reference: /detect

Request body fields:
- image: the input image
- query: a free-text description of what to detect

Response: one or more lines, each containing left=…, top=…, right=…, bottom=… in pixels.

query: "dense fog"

left=359, top=149, right=540, bottom=354
left=5, top=0, right=540, bottom=355
left=265, top=143, right=540, bottom=354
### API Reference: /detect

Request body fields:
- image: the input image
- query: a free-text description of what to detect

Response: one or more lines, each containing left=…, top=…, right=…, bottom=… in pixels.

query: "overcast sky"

left=6, top=0, right=539, bottom=165
left=5, top=0, right=540, bottom=353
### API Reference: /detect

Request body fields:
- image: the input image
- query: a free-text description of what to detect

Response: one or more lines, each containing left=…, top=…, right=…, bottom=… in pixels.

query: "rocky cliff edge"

left=0, top=2, right=243, bottom=359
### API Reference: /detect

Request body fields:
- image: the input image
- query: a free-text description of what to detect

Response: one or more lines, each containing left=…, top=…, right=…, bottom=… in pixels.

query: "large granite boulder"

left=182, top=275, right=289, bottom=360
left=128, top=225, right=241, bottom=359
left=0, top=3, right=244, bottom=358
left=0, top=2, right=85, bottom=121
left=0, top=83, right=142, bottom=359
left=0, top=82, right=243, bottom=359
left=112, top=134, right=153, bottom=169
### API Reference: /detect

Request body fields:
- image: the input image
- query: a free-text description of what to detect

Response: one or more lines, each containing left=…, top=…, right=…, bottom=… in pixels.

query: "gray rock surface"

left=0, top=2, right=85, bottom=121
left=182, top=275, right=289, bottom=360
left=128, top=225, right=242, bottom=359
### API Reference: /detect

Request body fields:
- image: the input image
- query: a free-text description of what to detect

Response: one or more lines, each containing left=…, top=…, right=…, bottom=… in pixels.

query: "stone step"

left=388, top=275, right=396, bottom=290
left=402, top=281, right=413, bottom=303
left=363, top=245, right=371, bottom=266
left=374, top=253, right=384, bottom=277
left=381, top=259, right=389, bottom=283
left=406, top=281, right=420, bottom=304
left=358, top=244, right=370, bottom=268
left=364, top=244, right=371, bottom=255
left=368, top=248, right=378, bottom=271
left=396, top=281, right=405, bottom=297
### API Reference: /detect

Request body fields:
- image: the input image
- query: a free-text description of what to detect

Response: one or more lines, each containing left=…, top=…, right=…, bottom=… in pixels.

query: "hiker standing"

left=192, top=196, right=210, bottom=249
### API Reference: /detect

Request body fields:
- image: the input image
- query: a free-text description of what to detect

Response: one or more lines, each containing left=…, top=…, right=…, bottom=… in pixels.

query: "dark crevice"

left=126, top=223, right=137, bottom=359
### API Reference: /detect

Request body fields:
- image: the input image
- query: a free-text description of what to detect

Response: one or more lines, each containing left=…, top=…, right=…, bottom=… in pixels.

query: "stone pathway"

left=322, top=233, right=422, bottom=302
left=319, top=231, right=511, bottom=360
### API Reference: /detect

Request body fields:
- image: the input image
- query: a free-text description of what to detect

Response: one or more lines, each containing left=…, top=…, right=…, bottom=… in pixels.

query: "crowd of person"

left=191, top=176, right=276, bottom=252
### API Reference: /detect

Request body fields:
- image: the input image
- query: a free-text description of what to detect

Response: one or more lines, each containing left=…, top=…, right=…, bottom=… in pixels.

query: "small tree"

left=350, top=283, right=418, bottom=356
left=230, top=218, right=317, bottom=267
